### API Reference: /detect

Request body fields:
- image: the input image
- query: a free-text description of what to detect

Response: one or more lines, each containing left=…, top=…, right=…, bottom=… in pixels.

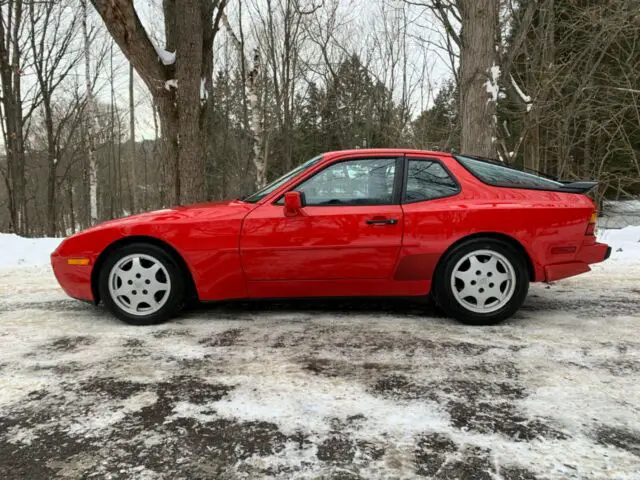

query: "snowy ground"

left=1, top=229, right=640, bottom=479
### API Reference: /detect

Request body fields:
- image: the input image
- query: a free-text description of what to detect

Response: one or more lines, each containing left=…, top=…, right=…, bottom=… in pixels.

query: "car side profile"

left=51, top=149, right=611, bottom=326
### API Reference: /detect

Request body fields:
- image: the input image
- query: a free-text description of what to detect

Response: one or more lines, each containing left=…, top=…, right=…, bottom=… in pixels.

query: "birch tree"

left=221, top=11, right=265, bottom=189
left=28, top=0, right=82, bottom=236
left=81, top=0, right=98, bottom=224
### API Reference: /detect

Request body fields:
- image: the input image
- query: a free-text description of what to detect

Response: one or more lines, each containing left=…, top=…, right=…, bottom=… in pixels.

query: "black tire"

left=432, top=239, right=529, bottom=325
left=98, top=243, right=185, bottom=325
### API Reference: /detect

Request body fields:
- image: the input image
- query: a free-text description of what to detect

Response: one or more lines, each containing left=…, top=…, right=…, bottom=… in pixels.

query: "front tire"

left=98, top=243, right=185, bottom=325
left=433, top=239, right=529, bottom=325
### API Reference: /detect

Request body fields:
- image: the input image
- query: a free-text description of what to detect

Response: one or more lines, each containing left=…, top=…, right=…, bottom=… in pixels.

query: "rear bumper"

left=544, top=242, right=610, bottom=282
left=51, top=252, right=95, bottom=302
left=576, top=242, right=610, bottom=264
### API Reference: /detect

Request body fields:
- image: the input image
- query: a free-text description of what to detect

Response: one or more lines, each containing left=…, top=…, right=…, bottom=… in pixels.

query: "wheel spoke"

left=485, top=256, right=498, bottom=272
left=130, top=256, right=142, bottom=272
left=145, top=262, right=161, bottom=276
left=147, top=277, right=167, bottom=295
left=468, top=255, right=482, bottom=269
left=454, top=269, right=474, bottom=282
left=492, top=271, right=510, bottom=284
left=457, top=286, right=475, bottom=300
left=112, top=284, right=127, bottom=296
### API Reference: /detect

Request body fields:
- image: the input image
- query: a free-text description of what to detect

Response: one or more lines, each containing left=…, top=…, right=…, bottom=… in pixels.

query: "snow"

left=164, top=79, right=178, bottom=91
left=598, top=225, right=640, bottom=264
left=200, top=78, right=208, bottom=101
left=1, top=262, right=639, bottom=477
left=152, top=43, right=176, bottom=66
left=0, top=234, right=62, bottom=269
left=485, top=63, right=501, bottom=102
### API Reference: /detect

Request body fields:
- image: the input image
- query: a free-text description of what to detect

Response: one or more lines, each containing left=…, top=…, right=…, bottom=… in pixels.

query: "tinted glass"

left=405, top=160, right=459, bottom=202
left=296, top=158, right=397, bottom=206
left=243, top=155, right=323, bottom=203
left=456, top=155, right=562, bottom=189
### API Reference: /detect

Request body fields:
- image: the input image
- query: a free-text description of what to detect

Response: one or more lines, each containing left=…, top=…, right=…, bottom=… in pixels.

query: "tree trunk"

left=173, top=0, right=205, bottom=203
left=459, top=0, right=499, bottom=158
left=129, top=63, right=137, bottom=213
left=0, top=1, right=27, bottom=234
left=249, top=49, right=266, bottom=189
left=82, top=0, right=98, bottom=224
left=44, top=99, right=57, bottom=237
left=90, top=0, right=225, bottom=205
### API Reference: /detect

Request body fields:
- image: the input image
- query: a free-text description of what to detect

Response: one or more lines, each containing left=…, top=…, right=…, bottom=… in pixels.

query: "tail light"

left=585, top=211, right=597, bottom=236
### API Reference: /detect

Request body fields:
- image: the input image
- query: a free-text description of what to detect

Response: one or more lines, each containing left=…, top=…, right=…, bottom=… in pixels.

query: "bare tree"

left=89, top=0, right=227, bottom=204
left=28, top=0, right=82, bottom=236
left=129, top=63, right=136, bottom=212
left=221, top=9, right=265, bottom=188
left=459, top=0, right=499, bottom=157
left=80, top=0, right=99, bottom=224
left=0, top=0, right=27, bottom=233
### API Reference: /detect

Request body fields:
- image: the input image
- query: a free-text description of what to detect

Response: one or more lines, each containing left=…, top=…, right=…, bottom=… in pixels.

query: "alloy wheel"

left=450, top=249, right=517, bottom=314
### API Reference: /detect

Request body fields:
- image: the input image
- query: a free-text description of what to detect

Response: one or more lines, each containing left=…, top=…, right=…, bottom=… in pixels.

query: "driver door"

left=240, top=156, right=404, bottom=282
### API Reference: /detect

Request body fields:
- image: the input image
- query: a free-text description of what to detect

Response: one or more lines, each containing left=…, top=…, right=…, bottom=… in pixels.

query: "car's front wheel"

left=433, top=239, right=529, bottom=325
left=98, top=243, right=184, bottom=325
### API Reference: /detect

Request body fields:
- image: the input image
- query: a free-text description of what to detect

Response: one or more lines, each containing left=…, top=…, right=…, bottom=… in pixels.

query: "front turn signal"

left=67, top=258, right=90, bottom=266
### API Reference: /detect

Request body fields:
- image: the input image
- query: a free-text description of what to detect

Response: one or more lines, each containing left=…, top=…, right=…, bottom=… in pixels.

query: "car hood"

left=75, top=200, right=253, bottom=234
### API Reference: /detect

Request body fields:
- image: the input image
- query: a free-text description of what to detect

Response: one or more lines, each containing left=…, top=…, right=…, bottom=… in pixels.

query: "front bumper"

left=51, top=251, right=95, bottom=302
left=544, top=242, right=610, bottom=282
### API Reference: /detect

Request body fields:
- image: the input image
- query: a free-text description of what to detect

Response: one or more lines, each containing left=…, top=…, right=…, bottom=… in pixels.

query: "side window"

left=295, top=158, right=397, bottom=206
left=404, top=160, right=459, bottom=203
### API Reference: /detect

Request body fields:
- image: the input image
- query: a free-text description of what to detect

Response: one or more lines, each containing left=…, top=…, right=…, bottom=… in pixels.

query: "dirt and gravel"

left=1, top=263, right=639, bottom=479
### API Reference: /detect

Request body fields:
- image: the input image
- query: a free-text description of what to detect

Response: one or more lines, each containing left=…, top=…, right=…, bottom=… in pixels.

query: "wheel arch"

left=91, top=235, right=198, bottom=304
left=433, top=232, right=536, bottom=286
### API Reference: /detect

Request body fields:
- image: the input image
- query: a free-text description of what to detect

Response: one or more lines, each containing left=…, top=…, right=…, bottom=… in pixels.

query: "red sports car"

left=51, top=149, right=611, bottom=326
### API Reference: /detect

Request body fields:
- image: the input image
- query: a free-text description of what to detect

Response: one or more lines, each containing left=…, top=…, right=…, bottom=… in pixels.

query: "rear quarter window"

left=404, top=160, right=459, bottom=203
left=455, top=155, right=563, bottom=190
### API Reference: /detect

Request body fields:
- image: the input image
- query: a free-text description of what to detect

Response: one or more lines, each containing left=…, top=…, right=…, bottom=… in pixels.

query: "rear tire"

left=433, top=239, right=529, bottom=325
left=98, top=243, right=184, bottom=325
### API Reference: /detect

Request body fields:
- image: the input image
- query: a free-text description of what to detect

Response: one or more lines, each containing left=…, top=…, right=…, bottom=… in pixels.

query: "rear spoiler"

left=558, top=181, right=598, bottom=194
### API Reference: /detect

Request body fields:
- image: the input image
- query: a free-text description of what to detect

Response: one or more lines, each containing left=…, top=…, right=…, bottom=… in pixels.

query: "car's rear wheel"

left=433, top=239, right=529, bottom=325
left=98, top=243, right=184, bottom=325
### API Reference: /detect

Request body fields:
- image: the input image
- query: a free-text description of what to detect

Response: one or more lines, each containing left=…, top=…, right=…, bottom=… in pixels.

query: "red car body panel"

left=51, top=149, right=610, bottom=304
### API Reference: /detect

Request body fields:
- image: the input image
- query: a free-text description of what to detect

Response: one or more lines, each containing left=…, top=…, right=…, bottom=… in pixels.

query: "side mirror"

left=284, top=191, right=304, bottom=216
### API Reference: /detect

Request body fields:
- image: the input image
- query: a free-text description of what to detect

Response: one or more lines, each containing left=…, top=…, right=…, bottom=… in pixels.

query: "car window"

left=455, top=155, right=563, bottom=189
left=295, top=158, right=397, bottom=206
left=243, top=155, right=323, bottom=203
left=405, top=160, right=459, bottom=203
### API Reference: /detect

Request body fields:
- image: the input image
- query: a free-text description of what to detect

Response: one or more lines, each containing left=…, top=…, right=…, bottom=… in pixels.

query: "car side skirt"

left=246, top=279, right=429, bottom=298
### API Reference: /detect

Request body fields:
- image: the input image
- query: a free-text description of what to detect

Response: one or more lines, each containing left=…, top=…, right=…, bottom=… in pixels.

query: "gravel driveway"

left=1, top=264, right=639, bottom=479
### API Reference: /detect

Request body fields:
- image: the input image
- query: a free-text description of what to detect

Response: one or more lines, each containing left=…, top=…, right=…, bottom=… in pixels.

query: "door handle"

left=366, top=218, right=398, bottom=225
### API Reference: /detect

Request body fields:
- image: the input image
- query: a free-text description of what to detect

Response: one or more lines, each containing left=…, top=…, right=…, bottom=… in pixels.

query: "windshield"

left=242, top=155, right=324, bottom=203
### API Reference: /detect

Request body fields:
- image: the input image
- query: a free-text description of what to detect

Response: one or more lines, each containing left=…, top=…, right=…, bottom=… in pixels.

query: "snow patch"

left=200, top=78, right=208, bottom=101
left=598, top=225, right=640, bottom=264
left=152, top=43, right=176, bottom=66
left=485, top=63, right=501, bottom=102
left=0, top=234, right=62, bottom=269
left=164, top=79, right=178, bottom=91
left=211, top=374, right=448, bottom=438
